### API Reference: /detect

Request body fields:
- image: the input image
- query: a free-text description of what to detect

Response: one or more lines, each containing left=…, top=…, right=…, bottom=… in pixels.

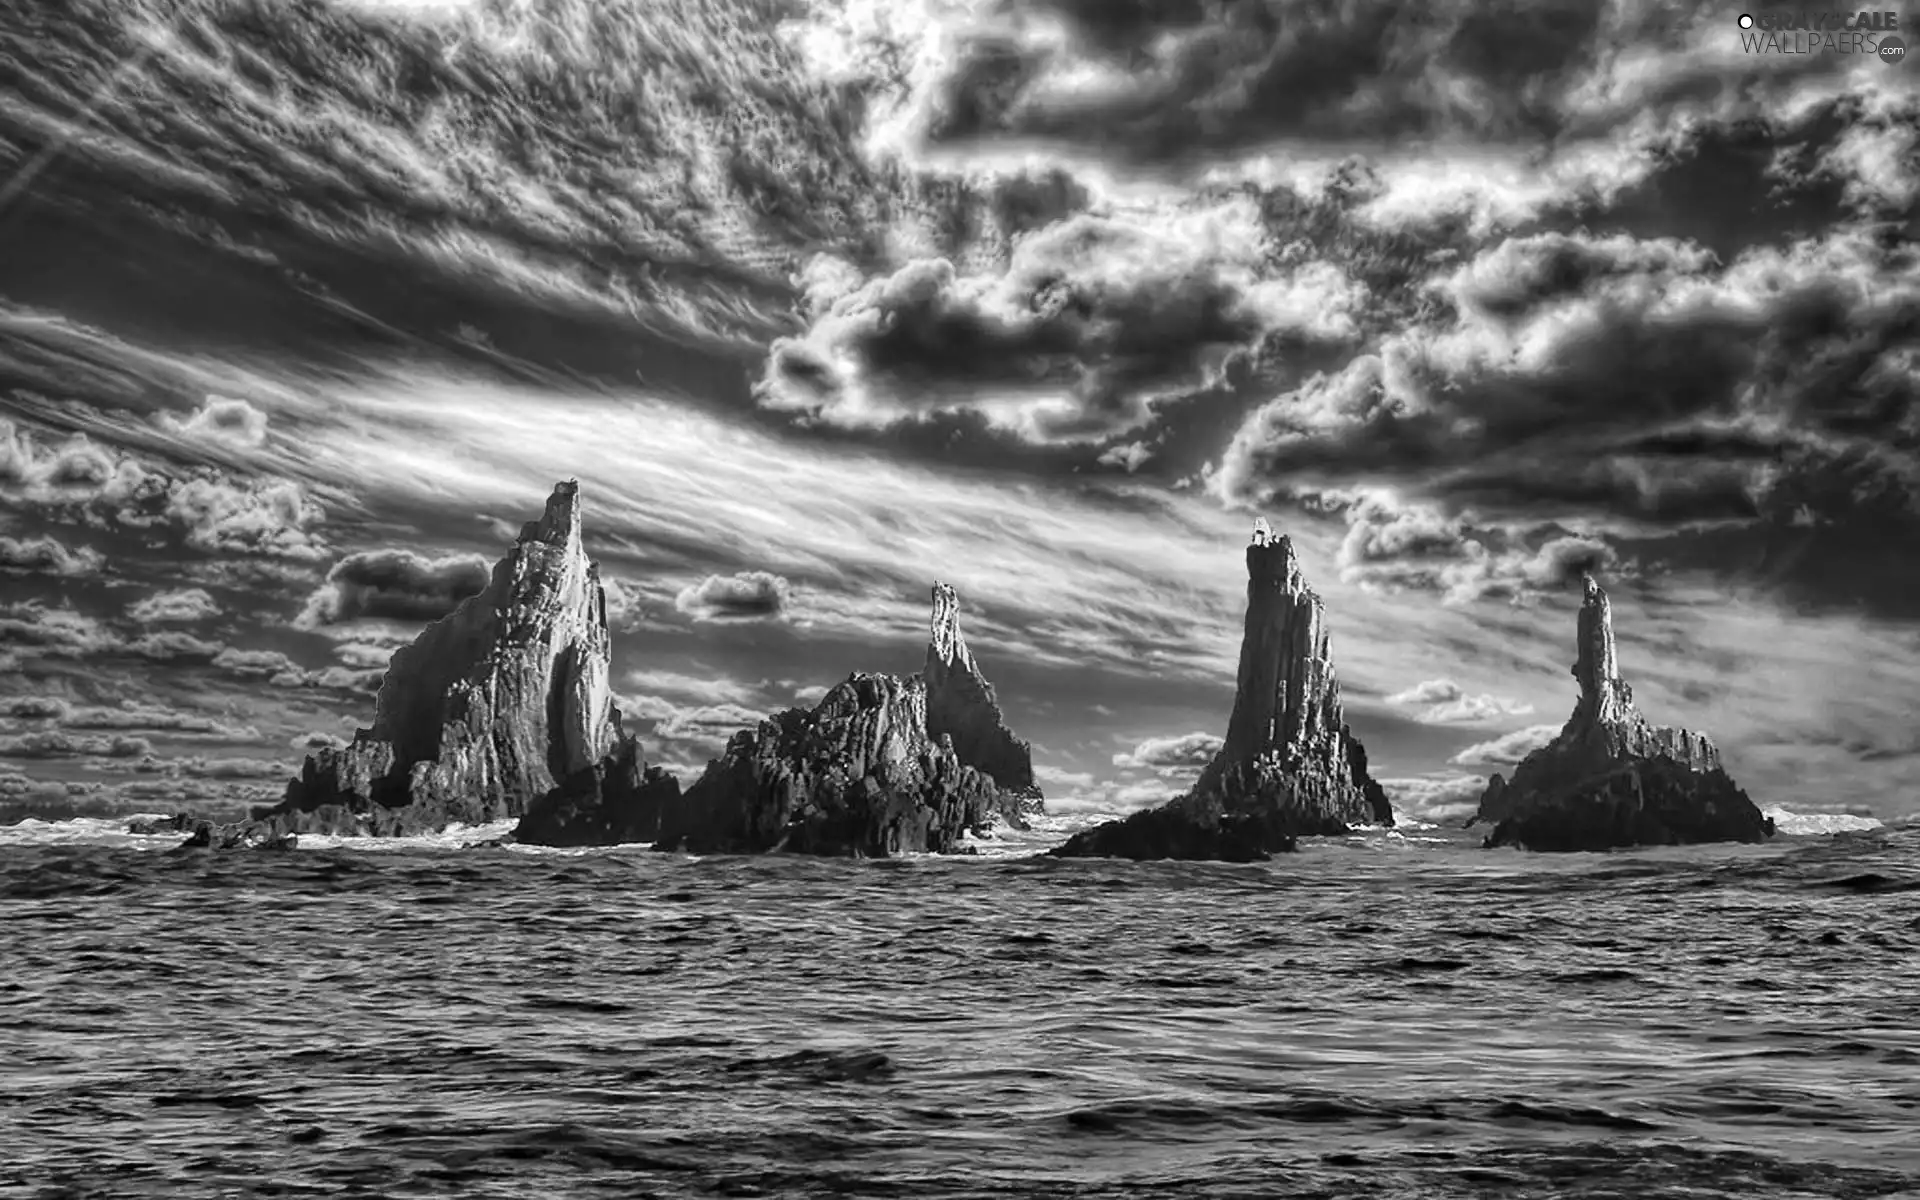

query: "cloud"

left=1379, top=772, right=1485, bottom=822
left=126, top=588, right=221, bottom=625
left=1216, top=228, right=1918, bottom=533
left=291, top=731, right=349, bottom=752
left=620, top=692, right=767, bottom=760
left=158, top=396, right=270, bottom=449
left=1449, top=723, right=1561, bottom=768
left=210, top=646, right=385, bottom=695
left=1385, top=677, right=1534, bottom=725
left=0, top=731, right=154, bottom=760
left=1112, top=731, right=1223, bottom=771
left=623, top=669, right=765, bottom=708
left=4, top=697, right=259, bottom=740
left=0, top=534, right=106, bottom=577
left=758, top=199, right=1364, bottom=442
left=673, top=572, right=792, bottom=623
left=1, top=419, right=328, bottom=560
left=296, top=549, right=491, bottom=628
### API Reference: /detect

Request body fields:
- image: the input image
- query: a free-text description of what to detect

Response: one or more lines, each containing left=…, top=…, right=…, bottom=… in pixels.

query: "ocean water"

left=2, top=814, right=1917, bottom=1200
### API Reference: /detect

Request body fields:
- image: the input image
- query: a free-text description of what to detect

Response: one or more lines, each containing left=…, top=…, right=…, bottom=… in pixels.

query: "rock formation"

left=1472, top=575, right=1774, bottom=851
left=1053, top=521, right=1393, bottom=861
left=653, top=585, right=1041, bottom=856
left=923, top=582, right=1045, bottom=814
left=653, top=673, right=1008, bottom=856
left=235, top=481, right=669, bottom=842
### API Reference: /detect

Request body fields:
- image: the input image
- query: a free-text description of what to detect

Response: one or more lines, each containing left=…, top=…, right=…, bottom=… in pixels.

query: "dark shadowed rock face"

left=654, top=673, right=1006, bottom=857
left=1054, top=522, right=1392, bottom=861
left=237, top=481, right=662, bottom=842
left=1474, top=576, right=1774, bottom=852
left=512, top=738, right=683, bottom=848
left=924, top=582, right=1044, bottom=813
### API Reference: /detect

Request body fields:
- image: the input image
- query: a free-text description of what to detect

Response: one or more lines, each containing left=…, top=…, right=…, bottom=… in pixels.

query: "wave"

left=1763, top=807, right=1883, bottom=836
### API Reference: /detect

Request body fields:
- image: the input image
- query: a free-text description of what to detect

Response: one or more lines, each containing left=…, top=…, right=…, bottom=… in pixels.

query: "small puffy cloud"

left=1449, top=723, right=1561, bottom=768
left=1112, top=731, right=1224, bottom=771
left=296, top=548, right=491, bottom=628
left=1385, top=678, right=1533, bottom=725
left=0, top=731, right=154, bottom=760
left=126, top=588, right=221, bottom=625
left=758, top=200, right=1365, bottom=443
left=1097, top=442, right=1154, bottom=473
left=291, top=731, right=349, bottom=752
left=158, top=396, right=269, bottom=449
left=0, top=420, right=326, bottom=560
left=212, top=646, right=383, bottom=695
left=673, top=571, right=791, bottom=623
left=0, top=534, right=106, bottom=577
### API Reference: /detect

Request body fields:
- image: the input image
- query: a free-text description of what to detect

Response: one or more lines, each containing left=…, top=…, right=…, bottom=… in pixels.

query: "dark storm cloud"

left=673, top=571, right=792, bottom=623
left=759, top=202, right=1363, bottom=441
left=1212, top=227, right=1918, bottom=600
left=296, top=549, right=491, bottom=628
left=894, top=0, right=1847, bottom=165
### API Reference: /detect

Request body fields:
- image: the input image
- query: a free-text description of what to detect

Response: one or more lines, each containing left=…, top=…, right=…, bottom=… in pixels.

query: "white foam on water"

left=0, top=816, right=187, bottom=851
left=960, top=810, right=1115, bottom=859
left=1764, top=807, right=1884, bottom=836
left=290, top=819, right=522, bottom=852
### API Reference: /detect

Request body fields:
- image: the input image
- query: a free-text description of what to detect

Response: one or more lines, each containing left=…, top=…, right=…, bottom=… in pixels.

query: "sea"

left=1, top=808, right=1916, bottom=1200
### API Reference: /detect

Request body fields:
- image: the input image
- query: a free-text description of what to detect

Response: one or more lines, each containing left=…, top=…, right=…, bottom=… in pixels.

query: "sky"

left=1, top=0, right=1916, bottom=826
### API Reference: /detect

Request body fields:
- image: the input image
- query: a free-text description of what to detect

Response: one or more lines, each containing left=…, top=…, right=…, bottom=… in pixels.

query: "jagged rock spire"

left=927, top=581, right=977, bottom=675
left=252, top=480, right=647, bottom=838
left=923, top=582, right=1040, bottom=801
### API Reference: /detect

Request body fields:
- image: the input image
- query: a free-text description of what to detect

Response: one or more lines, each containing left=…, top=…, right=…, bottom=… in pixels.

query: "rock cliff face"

left=1053, top=521, right=1393, bottom=861
left=240, top=481, right=665, bottom=841
left=654, top=584, right=1040, bottom=856
left=1473, top=575, right=1774, bottom=851
left=653, top=673, right=1008, bottom=856
left=923, top=582, right=1044, bottom=813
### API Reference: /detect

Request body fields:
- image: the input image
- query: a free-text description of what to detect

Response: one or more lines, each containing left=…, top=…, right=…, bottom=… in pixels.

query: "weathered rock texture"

left=238, top=481, right=664, bottom=841
left=1473, top=575, right=1774, bottom=851
left=654, top=585, right=1042, bottom=856
left=1053, top=522, right=1393, bottom=861
left=654, top=673, right=1009, bottom=856
left=923, top=582, right=1045, bottom=814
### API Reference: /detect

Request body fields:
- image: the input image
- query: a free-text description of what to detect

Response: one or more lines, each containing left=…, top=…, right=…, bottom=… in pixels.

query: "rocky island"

left=214, top=481, right=679, bottom=845
left=651, top=584, right=1043, bottom=856
left=1052, top=520, right=1394, bottom=862
left=1471, top=575, right=1774, bottom=852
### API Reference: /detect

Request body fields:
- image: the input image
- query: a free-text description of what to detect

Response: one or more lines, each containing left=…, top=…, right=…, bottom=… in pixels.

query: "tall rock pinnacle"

left=1471, top=574, right=1771, bottom=851
left=1053, top=520, right=1392, bottom=861
left=239, top=481, right=676, bottom=841
left=924, top=582, right=1043, bottom=806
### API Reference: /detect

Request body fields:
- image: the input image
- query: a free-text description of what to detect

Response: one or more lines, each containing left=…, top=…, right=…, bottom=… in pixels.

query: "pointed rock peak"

left=928, top=581, right=976, bottom=672
left=1246, top=516, right=1304, bottom=587
left=520, top=479, right=584, bottom=549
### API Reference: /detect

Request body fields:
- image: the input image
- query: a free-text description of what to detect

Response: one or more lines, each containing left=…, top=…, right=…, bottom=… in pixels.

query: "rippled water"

left=3, top=815, right=1918, bottom=1199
